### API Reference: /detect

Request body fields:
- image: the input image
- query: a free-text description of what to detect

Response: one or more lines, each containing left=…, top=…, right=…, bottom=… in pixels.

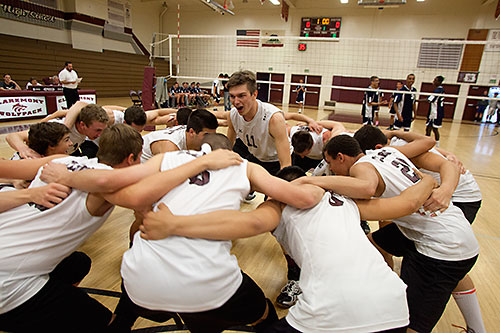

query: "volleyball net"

left=150, top=33, right=500, bottom=120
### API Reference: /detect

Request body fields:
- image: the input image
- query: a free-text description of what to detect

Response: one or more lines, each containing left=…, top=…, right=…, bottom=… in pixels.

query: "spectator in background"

left=51, top=75, right=61, bottom=85
left=59, top=61, right=80, bottom=109
left=196, top=82, right=210, bottom=105
left=474, top=90, right=489, bottom=122
left=26, top=77, right=42, bottom=90
left=181, top=82, right=191, bottom=106
left=0, top=74, right=21, bottom=90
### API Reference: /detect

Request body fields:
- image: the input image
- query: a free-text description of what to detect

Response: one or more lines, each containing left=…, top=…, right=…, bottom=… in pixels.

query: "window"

left=417, top=38, right=464, bottom=69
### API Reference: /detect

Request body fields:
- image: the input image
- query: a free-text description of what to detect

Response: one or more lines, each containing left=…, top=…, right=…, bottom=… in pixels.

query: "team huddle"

left=0, top=71, right=485, bottom=333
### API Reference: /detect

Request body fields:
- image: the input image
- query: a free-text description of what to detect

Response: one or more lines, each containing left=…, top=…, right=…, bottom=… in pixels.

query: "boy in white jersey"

left=355, top=126, right=486, bottom=333
left=297, top=133, right=479, bottom=332
left=0, top=124, right=142, bottom=332
left=103, top=133, right=324, bottom=332
left=226, top=70, right=292, bottom=176
left=139, top=166, right=437, bottom=333
left=6, top=102, right=109, bottom=159
left=140, top=109, right=218, bottom=163
left=0, top=125, right=243, bottom=332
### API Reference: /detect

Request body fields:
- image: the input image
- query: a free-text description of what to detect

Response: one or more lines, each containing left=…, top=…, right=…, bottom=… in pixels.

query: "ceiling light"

left=341, top=0, right=349, bottom=3
left=269, top=0, right=280, bottom=5
left=416, top=0, right=424, bottom=2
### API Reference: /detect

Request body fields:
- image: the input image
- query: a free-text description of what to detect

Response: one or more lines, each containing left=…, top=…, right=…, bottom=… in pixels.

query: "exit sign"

left=298, top=43, right=307, bottom=51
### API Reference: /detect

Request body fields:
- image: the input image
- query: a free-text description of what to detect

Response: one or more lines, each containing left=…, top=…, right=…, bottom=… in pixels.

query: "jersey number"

left=246, top=135, right=258, bottom=148
left=328, top=191, right=344, bottom=207
left=189, top=170, right=210, bottom=186
left=391, top=158, right=420, bottom=184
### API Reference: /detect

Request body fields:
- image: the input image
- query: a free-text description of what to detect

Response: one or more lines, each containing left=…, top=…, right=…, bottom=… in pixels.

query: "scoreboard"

left=300, top=17, right=342, bottom=38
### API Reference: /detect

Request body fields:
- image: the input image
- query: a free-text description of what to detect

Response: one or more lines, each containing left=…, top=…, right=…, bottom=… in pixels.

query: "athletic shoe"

left=244, top=192, right=256, bottom=203
left=276, top=280, right=302, bottom=308
left=360, top=220, right=370, bottom=235
left=298, top=109, right=302, bottom=113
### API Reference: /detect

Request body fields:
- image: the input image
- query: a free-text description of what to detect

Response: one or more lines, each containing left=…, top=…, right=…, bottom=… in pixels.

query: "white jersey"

left=274, top=192, right=409, bottom=332
left=0, top=156, right=113, bottom=314
left=140, top=125, right=187, bottom=163
left=230, top=100, right=289, bottom=162
left=111, top=110, right=124, bottom=125
left=290, top=125, right=327, bottom=160
left=50, top=118, right=86, bottom=154
left=390, top=138, right=481, bottom=203
left=121, top=151, right=250, bottom=312
left=358, top=147, right=479, bottom=261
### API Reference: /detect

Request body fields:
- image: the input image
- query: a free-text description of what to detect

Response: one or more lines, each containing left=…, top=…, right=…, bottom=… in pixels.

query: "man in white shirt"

left=58, top=61, right=80, bottom=109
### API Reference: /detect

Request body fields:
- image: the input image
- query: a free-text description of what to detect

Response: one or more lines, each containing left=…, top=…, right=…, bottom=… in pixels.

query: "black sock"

left=285, top=254, right=301, bottom=281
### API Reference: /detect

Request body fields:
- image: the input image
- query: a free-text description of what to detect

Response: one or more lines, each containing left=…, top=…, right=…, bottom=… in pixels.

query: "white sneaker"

left=276, top=280, right=302, bottom=308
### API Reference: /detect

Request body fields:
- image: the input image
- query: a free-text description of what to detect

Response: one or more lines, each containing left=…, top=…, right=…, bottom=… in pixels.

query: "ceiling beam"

left=283, top=0, right=297, bottom=8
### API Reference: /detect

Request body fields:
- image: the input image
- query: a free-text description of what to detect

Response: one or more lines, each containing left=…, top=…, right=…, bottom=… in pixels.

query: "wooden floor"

left=1, top=98, right=499, bottom=332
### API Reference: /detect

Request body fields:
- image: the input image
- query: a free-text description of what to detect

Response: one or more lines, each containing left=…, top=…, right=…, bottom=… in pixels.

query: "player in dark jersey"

left=361, top=76, right=387, bottom=126
left=387, top=81, right=403, bottom=130
left=394, top=74, right=418, bottom=132
left=424, top=76, right=445, bottom=147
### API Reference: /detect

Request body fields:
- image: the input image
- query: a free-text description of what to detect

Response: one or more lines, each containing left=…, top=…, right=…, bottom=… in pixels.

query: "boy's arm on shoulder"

left=140, top=200, right=282, bottom=241
left=41, top=154, right=164, bottom=194
left=64, top=101, right=88, bottom=128
left=102, top=149, right=243, bottom=210
left=0, top=155, right=64, bottom=179
left=392, top=131, right=435, bottom=159
left=5, top=130, right=42, bottom=159
left=297, top=163, right=379, bottom=199
left=248, top=163, right=324, bottom=209
left=356, top=173, right=435, bottom=221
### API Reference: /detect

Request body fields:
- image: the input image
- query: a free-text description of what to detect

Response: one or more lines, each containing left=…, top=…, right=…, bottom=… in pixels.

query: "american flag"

left=236, top=29, right=260, bottom=47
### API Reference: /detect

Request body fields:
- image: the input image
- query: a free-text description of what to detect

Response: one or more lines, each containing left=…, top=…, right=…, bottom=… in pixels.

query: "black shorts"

left=262, top=317, right=302, bottom=333
left=291, top=153, right=321, bottom=173
left=113, top=272, right=267, bottom=333
left=179, top=272, right=267, bottom=333
left=453, top=200, right=481, bottom=224
left=233, top=138, right=281, bottom=176
left=371, top=224, right=478, bottom=332
left=426, top=117, right=443, bottom=128
left=0, top=253, right=111, bottom=333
